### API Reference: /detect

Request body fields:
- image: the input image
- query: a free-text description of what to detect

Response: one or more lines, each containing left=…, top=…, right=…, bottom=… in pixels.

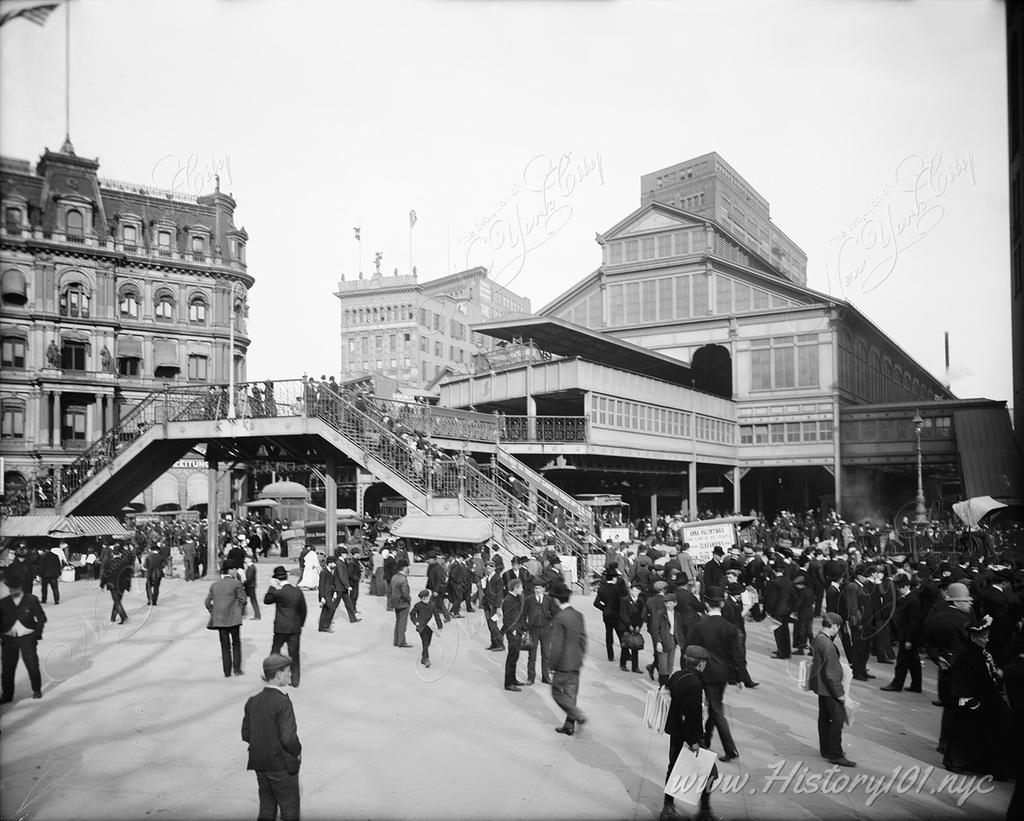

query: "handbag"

left=642, top=687, right=671, bottom=732
left=622, top=631, right=645, bottom=651
left=519, top=630, right=536, bottom=650
left=666, top=745, right=718, bottom=807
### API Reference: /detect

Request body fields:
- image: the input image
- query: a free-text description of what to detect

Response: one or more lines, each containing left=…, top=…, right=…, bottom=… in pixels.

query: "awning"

left=390, top=515, right=493, bottom=543
left=154, top=339, right=179, bottom=368
left=0, top=516, right=129, bottom=539
left=116, top=335, right=143, bottom=359
left=0, top=324, right=28, bottom=339
left=244, top=499, right=280, bottom=508
left=952, top=408, right=1024, bottom=502
left=1, top=269, right=27, bottom=302
left=60, top=329, right=91, bottom=346
left=953, top=497, right=1008, bottom=528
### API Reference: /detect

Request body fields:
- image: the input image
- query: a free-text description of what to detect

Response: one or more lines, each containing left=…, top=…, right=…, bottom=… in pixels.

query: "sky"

left=0, top=0, right=1011, bottom=406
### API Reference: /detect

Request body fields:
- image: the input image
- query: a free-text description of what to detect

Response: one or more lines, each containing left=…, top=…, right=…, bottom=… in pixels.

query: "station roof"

left=471, top=316, right=693, bottom=387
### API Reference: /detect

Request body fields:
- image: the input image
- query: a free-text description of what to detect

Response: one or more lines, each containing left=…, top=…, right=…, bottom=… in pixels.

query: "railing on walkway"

left=501, top=415, right=588, bottom=443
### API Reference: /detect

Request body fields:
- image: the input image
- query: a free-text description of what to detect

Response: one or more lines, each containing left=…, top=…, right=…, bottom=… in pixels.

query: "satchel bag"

left=642, top=687, right=671, bottom=733
left=519, top=629, right=536, bottom=650
left=622, top=631, right=645, bottom=651
left=666, top=745, right=718, bottom=807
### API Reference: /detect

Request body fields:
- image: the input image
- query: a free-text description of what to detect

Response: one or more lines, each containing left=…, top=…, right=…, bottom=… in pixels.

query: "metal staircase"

left=58, top=379, right=595, bottom=584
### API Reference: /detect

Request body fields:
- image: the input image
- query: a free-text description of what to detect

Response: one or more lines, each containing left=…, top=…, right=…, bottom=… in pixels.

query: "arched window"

left=119, top=287, right=140, bottom=318
left=60, top=283, right=90, bottom=318
left=66, top=209, right=84, bottom=237
left=155, top=294, right=174, bottom=321
left=188, top=296, right=207, bottom=324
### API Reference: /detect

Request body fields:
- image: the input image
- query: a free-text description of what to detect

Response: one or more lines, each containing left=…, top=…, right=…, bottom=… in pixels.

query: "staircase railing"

left=484, top=458, right=593, bottom=544
left=492, top=447, right=593, bottom=528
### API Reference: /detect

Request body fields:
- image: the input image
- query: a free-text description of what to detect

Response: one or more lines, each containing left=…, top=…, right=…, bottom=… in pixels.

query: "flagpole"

left=65, top=0, right=71, bottom=145
left=447, top=220, right=451, bottom=275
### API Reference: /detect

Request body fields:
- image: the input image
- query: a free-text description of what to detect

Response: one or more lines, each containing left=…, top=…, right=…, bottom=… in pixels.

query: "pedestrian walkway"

left=0, top=566, right=1012, bottom=820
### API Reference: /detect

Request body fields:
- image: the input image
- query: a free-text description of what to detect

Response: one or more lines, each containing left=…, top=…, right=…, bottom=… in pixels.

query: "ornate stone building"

left=0, top=141, right=252, bottom=512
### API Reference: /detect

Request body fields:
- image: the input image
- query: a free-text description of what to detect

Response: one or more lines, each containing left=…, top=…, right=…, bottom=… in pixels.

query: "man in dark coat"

left=549, top=580, right=587, bottom=736
left=687, top=587, right=743, bottom=763
left=525, top=577, right=559, bottom=684
left=868, top=565, right=897, bottom=664
left=8, top=545, right=36, bottom=597
left=764, top=565, right=794, bottom=659
left=701, top=547, right=727, bottom=595
left=448, top=555, right=469, bottom=618
left=317, top=556, right=342, bottom=633
left=880, top=575, right=923, bottom=693
left=810, top=612, right=854, bottom=766
left=389, top=559, right=412, bottom=647
left=264, top=566, right=307, bottom=687
left=0, top=572, right=46, bottom=702
left=924, top=582, right=974, bottom=753
left=618, top=581, right=646, bottom=674
left=242, top=654, right=302, bottom=821
left=839, top=568, right=873, bottom=680
left=37, top=547, right=64, bottom=605
left=100, top=539, right=134, bottom=624
left=243, top=556, right=261, bottom=620
left=660, top=645, right=719, bottom=821
left=500, top=579, right=527, bottom=691
left=978, top=569, right=1020, bottom=668
left=483, top=560, right=505, bottom=651
left=791, top=575, right=816, bottom=655
left=332, top=552, right=360, bottom=623
left=425, top=552, right=451, bottom=622
left=144, top=545, right=165, bottom=606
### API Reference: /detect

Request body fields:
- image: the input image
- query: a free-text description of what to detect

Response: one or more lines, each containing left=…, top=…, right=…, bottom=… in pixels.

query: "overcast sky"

left=1, top=0, right=1010, bottom=405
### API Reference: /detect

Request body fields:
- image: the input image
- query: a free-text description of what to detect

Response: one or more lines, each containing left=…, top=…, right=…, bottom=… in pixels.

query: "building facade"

left=1009, top=1, right=1024, bottom=446
left=335, top=264, right=529, bottom=390
left=0, top=142, right=252, bottom=513
left=437, top=153, right=1021, bottom=520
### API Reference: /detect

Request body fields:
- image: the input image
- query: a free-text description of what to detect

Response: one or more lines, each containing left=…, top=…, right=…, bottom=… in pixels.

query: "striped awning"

left=0, top=516, right=129, bottom=539
left=390, top=515, right=493, bottom=544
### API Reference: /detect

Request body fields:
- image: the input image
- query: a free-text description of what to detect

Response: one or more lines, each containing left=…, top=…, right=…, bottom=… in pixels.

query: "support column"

left=525, top=362, right=536, bottom=441
left=51, top=390, right=61, bottom=446
left=688, top=461, right=698, bottom=520
left=207, top=460, right=220, bottom=573
left=325, top=458, right=338, bottom=558
left=650, top=492, right=658, bottom=525
left=732, top=466, right=741, bottom=515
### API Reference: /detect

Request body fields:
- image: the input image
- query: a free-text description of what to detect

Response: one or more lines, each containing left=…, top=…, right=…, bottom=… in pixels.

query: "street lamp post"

left=227, top=282, right=240, bottom=421
left=912, top=410, right=927, bottom=524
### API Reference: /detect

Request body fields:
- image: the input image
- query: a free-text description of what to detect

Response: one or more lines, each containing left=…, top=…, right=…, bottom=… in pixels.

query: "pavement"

left=0, top=561, right=1014, bottom=821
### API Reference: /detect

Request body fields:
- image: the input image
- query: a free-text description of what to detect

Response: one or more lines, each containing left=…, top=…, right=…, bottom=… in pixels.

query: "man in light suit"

left=264, top=566, right=307, bottom=687
left=242, top=654, right=302, bottom=821
left=549, top=580, right=588, bottom=736
left=389, top=559, right=412, bottom=648
left=206, top=563, right=248, bottom=678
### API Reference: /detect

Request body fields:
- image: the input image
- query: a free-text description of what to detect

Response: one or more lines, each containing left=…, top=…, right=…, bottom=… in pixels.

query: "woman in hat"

left=297, top=548, right=321, bottom=591
left=944, top=615, right=1011, bottom=778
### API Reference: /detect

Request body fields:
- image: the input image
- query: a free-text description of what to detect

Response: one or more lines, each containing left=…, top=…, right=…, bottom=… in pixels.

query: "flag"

left=0, top=2, right=59, bottom=26
left=409, top=210, right=417, bottom=228
left=353, top=227, right=361, bottom=241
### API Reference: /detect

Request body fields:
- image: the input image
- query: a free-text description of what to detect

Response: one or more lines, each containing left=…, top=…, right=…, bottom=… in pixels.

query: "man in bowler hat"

left=265, top=566, right=307, bottom=687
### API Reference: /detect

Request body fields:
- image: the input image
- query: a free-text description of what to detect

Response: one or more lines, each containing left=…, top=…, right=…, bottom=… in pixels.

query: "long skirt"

left=369, top=568, right=386, bottom=596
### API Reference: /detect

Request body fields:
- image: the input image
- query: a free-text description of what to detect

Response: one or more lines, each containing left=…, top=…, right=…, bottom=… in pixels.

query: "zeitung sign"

left=677, top=517, right=756, bottom=565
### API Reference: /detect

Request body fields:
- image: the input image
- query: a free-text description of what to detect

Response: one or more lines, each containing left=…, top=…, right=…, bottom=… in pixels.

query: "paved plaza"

left=0, top=561, right=1014, bottom=821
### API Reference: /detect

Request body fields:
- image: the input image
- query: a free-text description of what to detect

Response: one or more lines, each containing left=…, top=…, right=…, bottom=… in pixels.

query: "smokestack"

left=944, top=331, right=950, bottom=390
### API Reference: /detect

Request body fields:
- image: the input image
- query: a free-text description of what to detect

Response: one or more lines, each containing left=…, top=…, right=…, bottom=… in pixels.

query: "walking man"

left=549, top=580, right=587, bottom=736
left=265, top=566, right=307, bottom=687
left=182, top=537, right=197, bottom=582
left=764, top=564, right=793, bottom=659
left=206, top=563, right=247, bottom=678
left=880, top=574, right=923, bottom=693
left=318, top=556, right=341, bottom=633
left=809, top=612, right=855, bottom=767
left=242, top=654, right=302, bottom=821
left=687, top=587, right=743, bottom=763
left=390, top=559, right=412, bottom=648
left=0, top=572, right=46, bottom=702
left=482, top=560, right=504, bottom=651
left=144, top=545, right=164, bottom=606
left=411, top=589, right=444, bottom=667
left=38, top=546, right=64, bottom=605
left=244, top=556, right=262, bottom=620
left=100, top=539, right=134, bottom=624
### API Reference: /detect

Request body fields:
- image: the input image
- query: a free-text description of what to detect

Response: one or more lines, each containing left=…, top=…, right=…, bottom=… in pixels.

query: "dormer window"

left=157, top=230, right=172, bottom=256
left=122, top=224, right=138, bottom=250
left=191, top=235, right=206, bottom=257
left=5, top=207, right=23, bottom=235
left=66, top=209, right=84, bottom=239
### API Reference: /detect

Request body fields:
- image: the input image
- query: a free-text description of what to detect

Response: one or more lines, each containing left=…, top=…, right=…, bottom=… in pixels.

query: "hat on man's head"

left=712, top=546, right=725, bottom=556
left=262, top=653, right=292, bottom=681
left=653, top=580, right=668, bottom=592
left=550, top=580, right=571, bottom=603
left=683, top=645, right=708, bottom=661
left=823, top=612, right=844, bottom=628
left=532, top=576, right=546, bottom=587
left=944, top=582, right=972, bottom=602
left=661, top=592, right=677, bottom=605
left=703, top=586, right=724, bottom=605
left=793, top=575, right=806, bottom=586
left=727, top=582, right=744, bottom=596
left=272, top=566, right=288, bottom=580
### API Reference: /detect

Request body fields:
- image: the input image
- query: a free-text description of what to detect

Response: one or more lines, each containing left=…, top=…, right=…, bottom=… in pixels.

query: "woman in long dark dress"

left=944, top=617, right=1010, bottom=779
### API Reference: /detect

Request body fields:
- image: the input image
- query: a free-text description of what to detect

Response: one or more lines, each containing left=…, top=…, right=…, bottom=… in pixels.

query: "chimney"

left=944, top=331, right=951, bottom=390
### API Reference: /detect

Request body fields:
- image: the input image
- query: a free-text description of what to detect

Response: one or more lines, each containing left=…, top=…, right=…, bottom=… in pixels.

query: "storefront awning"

left=154, top=339, right=179, bottom=369
left=0, top=516, right=129, bottom=539
left=390, top=515, right=493, bottom=543
left=116, top=335, right=143, bottom=359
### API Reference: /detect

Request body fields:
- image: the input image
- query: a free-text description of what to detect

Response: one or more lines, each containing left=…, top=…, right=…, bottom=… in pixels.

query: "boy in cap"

left=809, top=613, right=855, bottom=767
left=242, top=654, right=302, bottom=821
left=661, top=645, right=720, bottom=821
left=411, top=589, right=444, bottom=667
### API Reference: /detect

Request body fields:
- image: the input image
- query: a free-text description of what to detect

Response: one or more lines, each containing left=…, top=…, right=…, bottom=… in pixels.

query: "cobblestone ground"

left=0, top=562, right=1013, bottom=820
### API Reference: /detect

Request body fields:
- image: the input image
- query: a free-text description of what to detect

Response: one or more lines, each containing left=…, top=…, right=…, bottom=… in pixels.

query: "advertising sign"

left=678, top=522, right=735, bottom=565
